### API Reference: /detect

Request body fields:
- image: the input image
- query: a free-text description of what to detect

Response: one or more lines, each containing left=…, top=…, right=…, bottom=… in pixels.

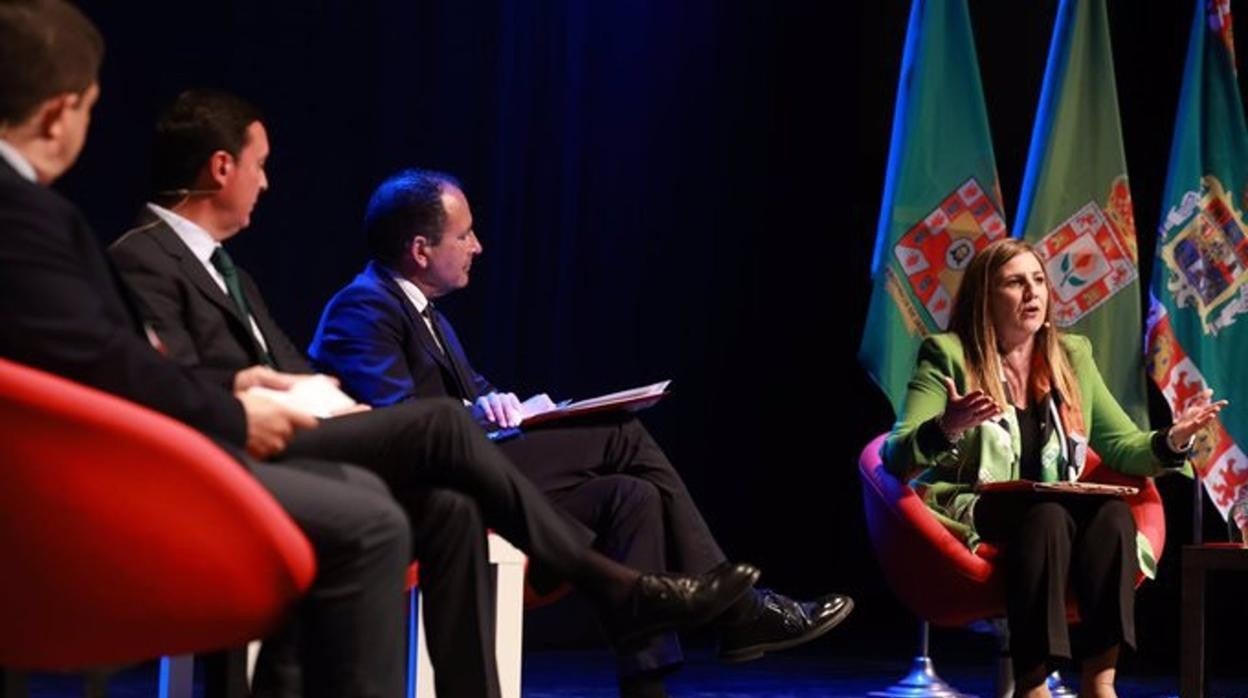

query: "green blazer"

left=882, top=332, right=1183, bottom=576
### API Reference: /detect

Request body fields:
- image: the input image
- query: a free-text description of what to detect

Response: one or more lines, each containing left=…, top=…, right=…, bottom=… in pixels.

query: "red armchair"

left=859, top=432, right=1166, bottom=627
left=0, top=357, right=315, bottom=670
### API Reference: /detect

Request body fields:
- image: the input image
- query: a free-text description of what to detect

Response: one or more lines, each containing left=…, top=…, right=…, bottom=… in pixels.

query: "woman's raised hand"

left=937, top=376, right=1003, bottom=440
left=1169, top=388, right=1228, bottom=449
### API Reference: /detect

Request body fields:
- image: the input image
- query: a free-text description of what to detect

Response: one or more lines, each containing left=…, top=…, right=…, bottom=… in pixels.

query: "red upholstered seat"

left=407, top=561, right=421, bottom=590
left=0, top=358, right=315, bottom=670
left=859, top=433, right=1165, bottom=627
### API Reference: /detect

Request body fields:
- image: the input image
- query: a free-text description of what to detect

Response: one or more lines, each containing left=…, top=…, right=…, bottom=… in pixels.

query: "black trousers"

left=975, top=494, right=1138, bottom=675
left=248, top=459, right=410, bottom=698
left=500, top=415, right=728, bottom=677
left=281, top=399, right=595, bottom=698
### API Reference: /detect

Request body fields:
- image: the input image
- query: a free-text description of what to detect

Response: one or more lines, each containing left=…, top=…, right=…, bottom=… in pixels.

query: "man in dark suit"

left=306, top=169, right=855, bottom=697
left=0, top=4, right=411, bottom=698
left=109, top=89, right=760, bottom=698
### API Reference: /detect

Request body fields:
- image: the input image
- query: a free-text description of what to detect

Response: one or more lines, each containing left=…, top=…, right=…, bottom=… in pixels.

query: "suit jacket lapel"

left=137, top=215, right=277, bottom=368
left=243, top=278, right=281, bottom=343
left=138, top=215, right=252, bottom=330
left=367, top=263, right=467, bottom=396
left=429, top=307, right=477, bottom=400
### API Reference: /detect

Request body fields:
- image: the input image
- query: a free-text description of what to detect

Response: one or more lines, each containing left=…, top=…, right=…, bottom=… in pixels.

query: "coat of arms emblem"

left=1034, top=177, right=1139, bottom=327
left=891, top=178, right=1007, bottom=331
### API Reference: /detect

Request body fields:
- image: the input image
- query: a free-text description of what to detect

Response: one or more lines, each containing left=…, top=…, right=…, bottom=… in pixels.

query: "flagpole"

left=1193, top=475, right=1203, bottom=545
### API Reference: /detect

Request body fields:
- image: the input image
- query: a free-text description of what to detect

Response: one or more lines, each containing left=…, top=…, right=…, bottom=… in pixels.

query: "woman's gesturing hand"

left=1168, top=388, right=1228, bottom=450
left=937, top=376, right=1003, bottom=441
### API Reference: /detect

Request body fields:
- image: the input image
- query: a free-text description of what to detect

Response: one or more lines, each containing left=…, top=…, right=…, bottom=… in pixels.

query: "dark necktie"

left=209, top=247, right=274, bottom=367
left=422, top=303, right=472, bottom=399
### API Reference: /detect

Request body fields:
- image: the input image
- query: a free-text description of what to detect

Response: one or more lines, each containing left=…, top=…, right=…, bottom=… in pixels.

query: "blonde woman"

left=884, top=239, right=1224, bottom=698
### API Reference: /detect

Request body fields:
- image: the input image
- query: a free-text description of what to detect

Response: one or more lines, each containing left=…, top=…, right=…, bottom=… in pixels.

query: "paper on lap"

left=247, top=374, right=357, bottom=418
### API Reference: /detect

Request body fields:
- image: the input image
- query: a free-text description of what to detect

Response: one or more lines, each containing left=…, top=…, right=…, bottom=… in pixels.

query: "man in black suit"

left=0, top=4, right=410, bottom=698
left=307, top=170, right=855, bottom=697
left=109, top=89, right=760, bottom=698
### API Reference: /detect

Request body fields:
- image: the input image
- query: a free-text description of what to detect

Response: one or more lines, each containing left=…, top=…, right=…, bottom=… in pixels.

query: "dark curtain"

left=56, top=0, right=1246, bottom=665
left=66, top=0, right=880, bottom=611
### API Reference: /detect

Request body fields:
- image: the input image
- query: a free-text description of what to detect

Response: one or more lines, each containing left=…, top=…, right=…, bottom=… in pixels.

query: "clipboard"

left=975, top=480, right=1139, bottom=497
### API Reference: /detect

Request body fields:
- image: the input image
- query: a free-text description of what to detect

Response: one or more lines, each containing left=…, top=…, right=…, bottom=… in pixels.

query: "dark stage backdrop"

left=63, top=0, right=1248, bottom=673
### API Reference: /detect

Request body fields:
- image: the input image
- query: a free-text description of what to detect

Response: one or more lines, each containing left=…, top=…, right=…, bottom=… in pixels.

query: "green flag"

left=1147, top=0, right=1248, bottom=519
left=1014, top=0, right=1149, bottom=428
left=860, top=0, right=1008, bottom=414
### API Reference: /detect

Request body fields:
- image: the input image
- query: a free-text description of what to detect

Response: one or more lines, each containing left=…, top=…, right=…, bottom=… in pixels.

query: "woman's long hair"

left=947, top=238, right=1081, bottom=414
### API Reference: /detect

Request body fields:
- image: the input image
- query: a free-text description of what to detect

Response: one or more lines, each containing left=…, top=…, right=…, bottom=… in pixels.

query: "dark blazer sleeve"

left=881, top=334, right=964, bottom=479
left=472, top=367, right=495, bottom=400
left=111, top=228, right=315, bottom=389
left=108, top=234, right=238, bottom=388
left=1063, top=334, right=1183, bottom=473
left=310, top=282, right=427, bottom=406
left=0, top=188, right=246, bottom=446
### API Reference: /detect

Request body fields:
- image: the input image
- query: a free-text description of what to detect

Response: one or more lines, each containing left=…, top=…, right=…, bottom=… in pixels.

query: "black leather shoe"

left=616, top=562, right=760, bottom=643
left=717, top=590, right=854, bottom=662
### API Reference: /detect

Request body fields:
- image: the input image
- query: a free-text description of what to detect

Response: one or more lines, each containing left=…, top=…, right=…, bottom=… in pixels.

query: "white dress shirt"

left=147, top=203, right=270, bottom=352
left=390, top=270, right=446, bottom=355
left=0, top=139, right=37, bottom=182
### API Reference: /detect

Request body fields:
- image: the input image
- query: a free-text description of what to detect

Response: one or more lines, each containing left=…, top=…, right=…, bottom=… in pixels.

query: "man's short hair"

left=364, top=169, right=462, bottom=267
left=151, top=88, right=263, bottom=195
left=0, top=0, right=104, bottom=126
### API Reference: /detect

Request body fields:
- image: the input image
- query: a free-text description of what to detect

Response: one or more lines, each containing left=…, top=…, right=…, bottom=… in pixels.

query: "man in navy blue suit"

left=308, top=168, right=854, bottom=698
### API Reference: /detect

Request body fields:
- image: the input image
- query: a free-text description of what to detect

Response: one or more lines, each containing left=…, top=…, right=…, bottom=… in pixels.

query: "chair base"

left=1047, top=672, right=1076, bottom=696
left=868, top=656, right=975, bottom=698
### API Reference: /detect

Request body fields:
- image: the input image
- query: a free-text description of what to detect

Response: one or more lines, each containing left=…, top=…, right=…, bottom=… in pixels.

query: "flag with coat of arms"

left=1014, top=0, right=1149, bottom=428
left=1148, top=0, right=1248, bottom=520
left=860, top=0, right=1008, bottom=413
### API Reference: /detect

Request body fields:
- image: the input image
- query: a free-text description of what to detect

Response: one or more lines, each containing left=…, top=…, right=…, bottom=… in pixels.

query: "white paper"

left=247, top=374, right=358, bottom=418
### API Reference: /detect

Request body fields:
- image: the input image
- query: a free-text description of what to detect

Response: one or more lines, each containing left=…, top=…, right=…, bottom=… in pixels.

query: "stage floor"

left=16, top=649, right=1248, bottom=697
left=520, top=650, right=1246, bottom=698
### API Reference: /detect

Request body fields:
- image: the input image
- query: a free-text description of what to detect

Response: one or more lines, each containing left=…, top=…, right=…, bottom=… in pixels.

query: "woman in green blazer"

left=883, top=239, right=1224, bottom=698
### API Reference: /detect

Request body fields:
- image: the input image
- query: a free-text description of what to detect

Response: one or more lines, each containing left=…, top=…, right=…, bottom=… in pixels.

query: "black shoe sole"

left=718, top=596, right=855, bottom=663
left=618, top=567, right=761, bottom=644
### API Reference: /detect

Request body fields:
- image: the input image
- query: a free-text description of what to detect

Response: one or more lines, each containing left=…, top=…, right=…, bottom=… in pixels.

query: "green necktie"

left=209, top=246, right=274, bottom=367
